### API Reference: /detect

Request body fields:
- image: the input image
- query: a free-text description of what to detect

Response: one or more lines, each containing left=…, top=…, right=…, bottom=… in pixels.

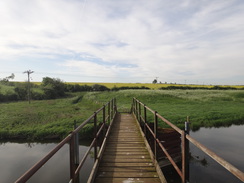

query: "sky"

left=0, top=0, right=244, bottom=85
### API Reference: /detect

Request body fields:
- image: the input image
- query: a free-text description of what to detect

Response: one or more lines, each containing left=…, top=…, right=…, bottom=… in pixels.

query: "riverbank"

left=0, top=90, right=243, bottom=140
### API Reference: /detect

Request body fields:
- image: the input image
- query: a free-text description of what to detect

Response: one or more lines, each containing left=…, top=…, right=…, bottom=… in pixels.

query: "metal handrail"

left=132, top=97, right=244, bottom=183
left=15, top=98, right=117, bottom=183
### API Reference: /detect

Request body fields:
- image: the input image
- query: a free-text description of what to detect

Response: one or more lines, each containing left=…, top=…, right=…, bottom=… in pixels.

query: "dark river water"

left=0, top=125, right=243, bottom=183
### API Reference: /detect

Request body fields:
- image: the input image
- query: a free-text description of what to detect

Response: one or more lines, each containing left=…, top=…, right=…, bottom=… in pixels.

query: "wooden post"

left=144, top=104, right=147, bottom=136
left=108, top=101, right=110, bottom=123
left=113, top=98, right=116, bottom=114
left=135, top=100, right=138, bottom=119
left=182, top=116, right=190, bottom=183
left=103, top=105, right=106, bottom=137
left=184, top=116, right=190, bottom=182
left=94, top=112, right=97, bottom=161
left=74, top=121, right=79, bottom=166
left=133, top=98, right=135, bottom=114
left=69, top=133, right=76, bottom=182
left=181, top=130, right=186, bottom=183
left=154, top=111, right=158, bottom=161
left=139, top=102, right=141, bottom=125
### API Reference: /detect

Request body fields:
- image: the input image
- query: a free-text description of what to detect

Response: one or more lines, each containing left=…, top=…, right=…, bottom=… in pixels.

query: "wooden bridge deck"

left=93, top=113, right=166, bottom=183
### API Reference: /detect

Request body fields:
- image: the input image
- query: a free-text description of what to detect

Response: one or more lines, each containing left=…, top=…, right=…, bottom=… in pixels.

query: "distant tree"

left=92, top=84, right=110, bottom=91
left=42, top=77, right=66, bottom=99
left=14, top=86, right=28, bottom=100
left=0, top=73, right=15, bottom=85
left=7, top=73, right=15, bottom=80
left=152, top=79, right=157, bottom=84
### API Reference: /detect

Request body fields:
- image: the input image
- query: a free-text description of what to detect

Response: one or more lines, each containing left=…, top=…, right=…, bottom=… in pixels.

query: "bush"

left=14, top=86, right=28, bottom=100
left=92, top=84, right=110, bottom=91
left=65, top=84, right=92, bottom=92
left=111, top=86, right=150, bottom=91
left=42, top=77, right=66, bottom=99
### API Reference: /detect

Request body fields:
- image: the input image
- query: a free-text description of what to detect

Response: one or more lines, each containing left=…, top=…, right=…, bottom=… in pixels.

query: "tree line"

left=0, top=77, right=150, bottom=102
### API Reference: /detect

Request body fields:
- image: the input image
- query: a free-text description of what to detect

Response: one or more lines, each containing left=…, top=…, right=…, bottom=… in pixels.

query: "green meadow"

left=0, top=89, right=243, bottom=140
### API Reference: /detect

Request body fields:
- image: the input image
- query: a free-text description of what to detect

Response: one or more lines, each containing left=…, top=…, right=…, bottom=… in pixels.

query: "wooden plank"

left=102, top=151, right=149, bottom=155
left=98, top=167, right=156, bottom=172
left=104, top=148, right=147, bottom=152
left=99, top=162, right=155, bottom=167
left=102, top=154, right=150, bottom=159
left=96, top=171, right=159, bottom=178
left=105, top=143, right=146, bottom=147
left=94, top=178, right=162, bottom=183
left=100, top=158, right=152, bottom=163
left=93, top=113, right=165, bottom=183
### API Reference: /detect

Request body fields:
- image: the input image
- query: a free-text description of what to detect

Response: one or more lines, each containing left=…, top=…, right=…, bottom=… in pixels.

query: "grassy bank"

left=0, top=90, right=243, bottom=140
left=85, top=90, right=244, bottom=131
left=0, top=93, right=101, bottom=140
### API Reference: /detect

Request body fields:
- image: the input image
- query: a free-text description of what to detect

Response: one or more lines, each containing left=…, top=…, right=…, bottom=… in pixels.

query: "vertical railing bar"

left=103, top=105, right=106, bottom=138
left=69, top=133, right=76, bottom=182
left=112, top=98, right=114, bottom=117
left=132, top=98, right=134, bottom=114
left=136, top=99, right=138, bottom=119
left=114, top=98, right=117, bottom=113
left=181, top=130, right=186, bottom=183
left=144, top=104, right=147, bottom=136
left=139, top=102, right=141, bottom=125
left=108, top=101, right=110, bottom=124
left=154, top=111, right=158, bottom=161
left=184, top=116, right=190, bottom=182
left=74, top=120, right=79, bottom=166
left=94, top=112, right=97, bottom=161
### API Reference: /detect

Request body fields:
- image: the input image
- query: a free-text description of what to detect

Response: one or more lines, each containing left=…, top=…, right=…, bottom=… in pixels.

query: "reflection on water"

left=0, top=140, right=94, bottom=183
left=163, top=124, right=244, bottom=183
left=189, top=124, right=244, bottom=183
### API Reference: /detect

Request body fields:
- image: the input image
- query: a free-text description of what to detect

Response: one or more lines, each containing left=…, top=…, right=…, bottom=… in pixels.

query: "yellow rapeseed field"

left=65, top=82, right=243, bottom=89
left=26, top=81, right=243, bottom=89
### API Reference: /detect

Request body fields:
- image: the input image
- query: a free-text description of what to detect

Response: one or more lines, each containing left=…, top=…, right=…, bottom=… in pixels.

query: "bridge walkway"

left=93, top=113, right=166, bottom=183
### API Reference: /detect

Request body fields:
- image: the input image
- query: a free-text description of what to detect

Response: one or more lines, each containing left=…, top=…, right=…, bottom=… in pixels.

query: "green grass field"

left=0, top=89, right=243, bottom=140
left=0, top=93, right=102, bottom=140
left=85, top=90, right=244, bottom=130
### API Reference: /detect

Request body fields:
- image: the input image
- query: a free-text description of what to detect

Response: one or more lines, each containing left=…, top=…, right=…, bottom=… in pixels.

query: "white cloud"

left=0, top=0, right=243, bottom=84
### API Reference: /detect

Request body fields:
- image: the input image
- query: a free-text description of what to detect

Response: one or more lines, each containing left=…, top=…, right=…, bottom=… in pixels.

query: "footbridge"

left=15, top=98, right=244, bottom=183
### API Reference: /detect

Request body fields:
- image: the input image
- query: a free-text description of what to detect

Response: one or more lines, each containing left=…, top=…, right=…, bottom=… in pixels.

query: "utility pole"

left=23, top=70, right=34, bottom=104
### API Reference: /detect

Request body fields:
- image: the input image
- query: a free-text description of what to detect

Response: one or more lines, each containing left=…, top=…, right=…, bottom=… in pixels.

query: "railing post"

left=108, top=101, right=110, bottom=123
left=69, top=133, right=76, bottom=183
left=144, top=104, right=147, bottom=136
left=135, top=99, right=138, bottom=120
left=103, top=105, right=106, bottom=137
left=138, top=102, right=141, bottom=125
left=137, top=101, right=140, bottom=120
left=132, top=98, right=134, bottom=114
left=154, top=111, right=158, bottom=161
left=74, top=120, right=79, bottom=166
left=114, top=98, right=117, bottom=113
left=94, top=112, right=98, bottom=161
left=181, top=130, right=186, bottom=183
left=112, top=98, right=115, bottom=116
left=184, top=117, right=190, bottom=182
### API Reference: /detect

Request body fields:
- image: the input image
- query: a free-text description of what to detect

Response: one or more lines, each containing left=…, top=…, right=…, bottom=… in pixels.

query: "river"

left=0, top=125, right=243, bottom=183
left=189, top=124, right=244, bottom=183
left=0, top=140, right=94, bottom=183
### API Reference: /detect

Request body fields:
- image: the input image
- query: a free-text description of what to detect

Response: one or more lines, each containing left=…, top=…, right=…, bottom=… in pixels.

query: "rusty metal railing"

left=15, top=98, right=117, bottom=183
left=132, top=98, right=244, bottom=183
